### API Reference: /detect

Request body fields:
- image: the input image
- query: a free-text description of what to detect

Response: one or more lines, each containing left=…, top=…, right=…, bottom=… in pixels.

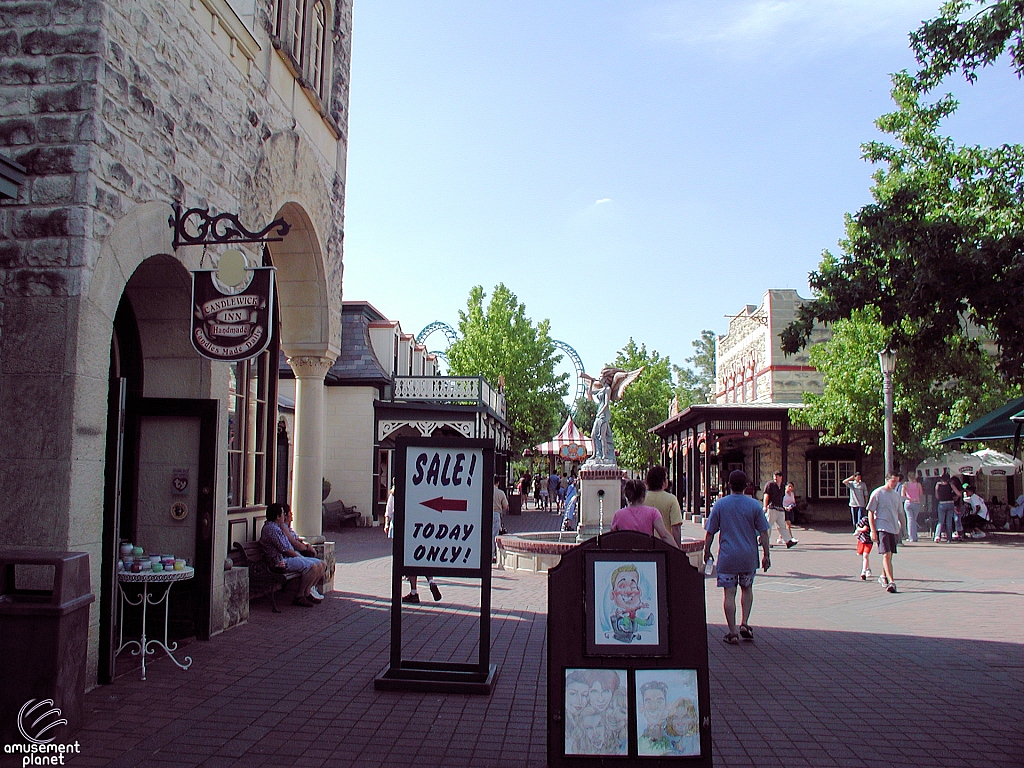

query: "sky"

left=341, top=0, right=1024, bottom=400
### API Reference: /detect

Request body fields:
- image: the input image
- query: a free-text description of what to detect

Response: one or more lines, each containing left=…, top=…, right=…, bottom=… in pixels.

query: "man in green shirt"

left=645, top=466, right=682, bottom=546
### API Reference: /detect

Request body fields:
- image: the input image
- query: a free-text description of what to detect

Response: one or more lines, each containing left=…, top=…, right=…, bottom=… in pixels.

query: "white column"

left=287, top=355, right=334, bottom=538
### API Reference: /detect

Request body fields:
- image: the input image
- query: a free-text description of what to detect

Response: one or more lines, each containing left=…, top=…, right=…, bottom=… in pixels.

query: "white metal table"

left=116, top=567, right=194, bottom=680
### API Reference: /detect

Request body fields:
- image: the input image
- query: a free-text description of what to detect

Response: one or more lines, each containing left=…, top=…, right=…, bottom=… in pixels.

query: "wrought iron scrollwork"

left=169, top=203, right=291, bottom=248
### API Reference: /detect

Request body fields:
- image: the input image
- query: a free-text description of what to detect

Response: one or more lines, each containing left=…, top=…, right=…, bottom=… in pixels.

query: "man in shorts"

left=703, top=470, right=770, bottom=644
left=867, top=472, right=903, bottom=593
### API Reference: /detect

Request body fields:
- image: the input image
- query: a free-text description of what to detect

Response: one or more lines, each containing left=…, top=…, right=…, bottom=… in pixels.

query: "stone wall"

left=0, top=0, right=351, bottom=683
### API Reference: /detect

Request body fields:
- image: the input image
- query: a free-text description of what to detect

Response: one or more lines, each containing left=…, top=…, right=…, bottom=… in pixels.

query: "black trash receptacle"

left=508, top=495, right=523, bottom=515
left=0, top=551, right=95, bottom=745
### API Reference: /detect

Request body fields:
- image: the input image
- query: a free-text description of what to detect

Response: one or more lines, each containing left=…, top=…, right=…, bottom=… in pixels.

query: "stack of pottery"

left=118, top=542, right=187, bottom=573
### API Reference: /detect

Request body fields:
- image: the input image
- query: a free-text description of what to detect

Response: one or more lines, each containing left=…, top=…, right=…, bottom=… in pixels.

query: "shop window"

left=818, top=460, right=857, bottom=499
left=227, top=349, right=277, bottom=509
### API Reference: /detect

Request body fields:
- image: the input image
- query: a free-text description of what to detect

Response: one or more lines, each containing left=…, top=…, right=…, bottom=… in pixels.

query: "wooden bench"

left=322, top=499, right=360, bottom=529
left=230, top=541, right=300, bottom=613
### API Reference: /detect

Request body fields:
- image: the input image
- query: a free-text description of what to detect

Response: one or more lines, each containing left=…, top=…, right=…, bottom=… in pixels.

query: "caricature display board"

left=374, top=437, right=497, bottom=694
left=548, top=530, right=712, bottom=767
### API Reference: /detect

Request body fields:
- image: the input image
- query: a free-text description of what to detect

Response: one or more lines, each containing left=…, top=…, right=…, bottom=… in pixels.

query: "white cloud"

left=595, top=198, right=612, bottom=204
left=643, top=0, right=940, bottom=58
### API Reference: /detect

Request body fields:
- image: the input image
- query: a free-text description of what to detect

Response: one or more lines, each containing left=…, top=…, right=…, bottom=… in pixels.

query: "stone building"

left=0, top=0, right=352, bottom=686
left=654, top=289, right=870, bottom=520
left=715, top=289, right=830, bottom=404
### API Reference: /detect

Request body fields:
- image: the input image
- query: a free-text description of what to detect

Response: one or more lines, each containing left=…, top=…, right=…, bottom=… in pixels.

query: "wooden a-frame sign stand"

left=374, top=436, right=497, bottom=694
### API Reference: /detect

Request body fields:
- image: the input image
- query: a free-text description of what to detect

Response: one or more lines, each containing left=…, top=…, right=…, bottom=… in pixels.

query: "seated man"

left=260, top=503, right=326, bottom=607
left=961, top=485, right=991, bottom=538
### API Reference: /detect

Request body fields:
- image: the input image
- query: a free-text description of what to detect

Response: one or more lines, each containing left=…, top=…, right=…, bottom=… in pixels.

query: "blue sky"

left=341, top=0, right=1024, bottom=396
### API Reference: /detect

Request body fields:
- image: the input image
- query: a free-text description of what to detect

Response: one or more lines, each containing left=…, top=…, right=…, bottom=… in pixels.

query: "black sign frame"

left=190, top=266, right=275, bottom=362
left=374, top=436, right=497, bottom=694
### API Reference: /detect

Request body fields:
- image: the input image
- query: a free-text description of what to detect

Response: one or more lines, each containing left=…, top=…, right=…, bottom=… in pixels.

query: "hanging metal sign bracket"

left=168, top=203, right=291, bottom=248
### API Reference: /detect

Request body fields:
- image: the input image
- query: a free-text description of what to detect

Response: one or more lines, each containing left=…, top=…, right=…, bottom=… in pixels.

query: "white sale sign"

left=403, top=447, right=484, bottom=570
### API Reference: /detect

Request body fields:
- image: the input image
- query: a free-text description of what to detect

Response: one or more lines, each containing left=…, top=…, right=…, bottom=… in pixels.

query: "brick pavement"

left=64, top=510, right=1024, bottom=768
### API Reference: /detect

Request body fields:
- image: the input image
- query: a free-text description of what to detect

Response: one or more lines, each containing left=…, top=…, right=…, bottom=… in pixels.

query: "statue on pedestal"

left=581, top=366, right=644, bottom=466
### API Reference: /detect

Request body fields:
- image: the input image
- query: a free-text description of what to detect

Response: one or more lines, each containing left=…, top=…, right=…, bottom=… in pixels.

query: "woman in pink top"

left=612, top=479, right=679, bottom=548
left=901, top=471, right=923, bottom=542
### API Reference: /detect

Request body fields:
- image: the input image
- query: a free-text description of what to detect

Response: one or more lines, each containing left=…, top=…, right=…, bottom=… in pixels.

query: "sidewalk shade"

left=0, top=550, right=95, bottom=744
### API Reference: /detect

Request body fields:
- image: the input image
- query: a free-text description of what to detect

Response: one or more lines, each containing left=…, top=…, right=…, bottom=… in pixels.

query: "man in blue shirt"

left=260, top=503, right=326, bottom=607
left=703, top=470, right=770, bottom=645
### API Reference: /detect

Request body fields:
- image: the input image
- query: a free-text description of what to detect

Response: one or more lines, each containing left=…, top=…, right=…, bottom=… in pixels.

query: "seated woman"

left=259, top=503, right=326, bottom=607
left=611, top=479, right=679, bottom=548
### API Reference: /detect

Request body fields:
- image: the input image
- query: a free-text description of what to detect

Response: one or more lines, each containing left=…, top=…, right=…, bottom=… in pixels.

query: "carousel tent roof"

left=533, top=415, right=594, bottom=458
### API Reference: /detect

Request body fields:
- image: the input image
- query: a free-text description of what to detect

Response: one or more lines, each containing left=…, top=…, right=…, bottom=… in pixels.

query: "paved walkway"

left=70, top=510, right=1024, bottom=768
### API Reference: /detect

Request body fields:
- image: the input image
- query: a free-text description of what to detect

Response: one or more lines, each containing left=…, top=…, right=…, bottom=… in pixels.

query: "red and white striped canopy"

left=533, top=416, right=593, bottom=460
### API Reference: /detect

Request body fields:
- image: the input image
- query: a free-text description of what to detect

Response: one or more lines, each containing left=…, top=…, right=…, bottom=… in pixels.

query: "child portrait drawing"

left=595, top=561, right=660, bottom=645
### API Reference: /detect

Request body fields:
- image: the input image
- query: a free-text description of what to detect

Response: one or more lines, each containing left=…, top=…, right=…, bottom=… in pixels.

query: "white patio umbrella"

left=916, top=451, right=983, bottom=478
left=971, top=449, right=1023, bottom=476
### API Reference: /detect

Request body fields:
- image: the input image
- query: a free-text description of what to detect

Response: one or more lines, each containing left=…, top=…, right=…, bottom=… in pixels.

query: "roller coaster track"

left=417, top=323, right=586, bottom=412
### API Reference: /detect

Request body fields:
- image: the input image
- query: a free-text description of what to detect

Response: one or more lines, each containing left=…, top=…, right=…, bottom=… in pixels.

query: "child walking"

left=855, top=513, right=873, bottom=580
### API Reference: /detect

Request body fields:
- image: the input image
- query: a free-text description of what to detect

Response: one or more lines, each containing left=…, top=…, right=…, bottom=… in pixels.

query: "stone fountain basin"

left=495, top=531, right=705, bottom=573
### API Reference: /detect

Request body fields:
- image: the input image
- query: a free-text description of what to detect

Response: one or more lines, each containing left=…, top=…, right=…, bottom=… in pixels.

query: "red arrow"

left=420, top=496, right=468, bottom=513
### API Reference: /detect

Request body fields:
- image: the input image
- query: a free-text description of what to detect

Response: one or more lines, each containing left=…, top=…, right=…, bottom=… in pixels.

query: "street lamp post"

left=878, top=348, right=898, bottom=476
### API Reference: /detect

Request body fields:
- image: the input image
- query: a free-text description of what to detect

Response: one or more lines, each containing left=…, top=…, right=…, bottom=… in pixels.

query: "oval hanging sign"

left=191, top=250, right=275, bottom=362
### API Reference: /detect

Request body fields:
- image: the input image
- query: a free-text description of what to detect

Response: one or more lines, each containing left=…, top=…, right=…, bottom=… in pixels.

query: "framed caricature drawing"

left=585, top=552, right=669, bottom=656
left=563, top=669, right=629, bottom=756
left=635, top=669, right=701, bottom=757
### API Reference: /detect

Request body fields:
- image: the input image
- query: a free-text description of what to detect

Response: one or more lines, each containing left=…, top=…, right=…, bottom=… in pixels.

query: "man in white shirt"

left=867, top=473, right=903, bottom=593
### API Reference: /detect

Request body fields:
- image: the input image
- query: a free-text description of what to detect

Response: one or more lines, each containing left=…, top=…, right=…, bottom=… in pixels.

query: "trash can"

left=0, top=550, right=95, bottom=745
left=508, top=494, right=523, bottom=516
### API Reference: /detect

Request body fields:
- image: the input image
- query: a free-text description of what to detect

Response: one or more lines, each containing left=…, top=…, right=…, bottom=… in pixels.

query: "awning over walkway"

left=940, top=396, right=1024, bottom=443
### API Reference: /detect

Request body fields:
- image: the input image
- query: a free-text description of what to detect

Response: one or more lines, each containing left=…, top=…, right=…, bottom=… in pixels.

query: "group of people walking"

left=517, top=471, right=572, bottom=513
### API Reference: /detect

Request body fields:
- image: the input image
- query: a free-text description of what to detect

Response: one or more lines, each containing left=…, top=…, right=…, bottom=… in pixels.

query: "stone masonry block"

left=14, top=144, right=87, bottom=173
left=32, top=82, right=94, bottom=112
left=0, top=2, right=52, bottom=28
left=0, top=31, right=19, bottom=57
left=105, top=160, right=133, bottom=193
left=31, top=175, right=75, bottom=205
left=0, top=458, right=71, bottom=547
left=37, top=114, right=77, bottom=143
left=21, top=28, right=102, bottom=56
left=47, top=54, right=90, bottom=84
left=0, top=240, right=24, bottom=268
left=1, top=296, right=69, bottom=373
left=0, top=85, right=30, bottom=116
left=13, top=207, right=75, bottom=237
left=6, top=267, right=82, bottom=297
left=24, top=237, right=71, bottom=266
left=53, top=0, right=104, bottom=26
left=0, top=116, right=35, bottom=144
left=0, top=59, right=46, bottom=84
left=0, top=372, right=74, bottom=458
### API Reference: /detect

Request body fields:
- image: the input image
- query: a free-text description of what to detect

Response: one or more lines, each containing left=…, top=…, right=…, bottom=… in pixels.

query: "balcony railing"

left=392, top=376, right=506, bottom=419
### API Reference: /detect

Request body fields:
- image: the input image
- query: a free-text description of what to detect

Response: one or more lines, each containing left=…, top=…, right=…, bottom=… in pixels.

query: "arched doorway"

left=98, top=254, right=218, bottom=682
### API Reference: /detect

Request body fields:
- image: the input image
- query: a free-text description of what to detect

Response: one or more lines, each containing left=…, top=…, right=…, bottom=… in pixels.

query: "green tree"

left=447, top=284, right=568, bottom=454
left=609, top=339, right=674, bottom=471
left=782, top=4, right=1024, bottom=381
left=794, top=308, right=1019, bottom=466
left=912, top=1, right=1024, bottom=91
left=573, top=395, right=597, bottom=437
left=674, top=330, right=716, bottom=409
